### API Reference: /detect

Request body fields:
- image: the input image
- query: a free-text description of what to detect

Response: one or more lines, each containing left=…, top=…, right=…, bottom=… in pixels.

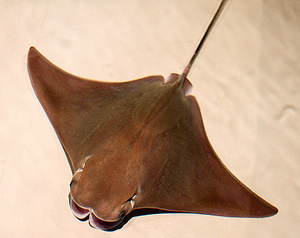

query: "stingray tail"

left=177, top=0, right=229, bottom=87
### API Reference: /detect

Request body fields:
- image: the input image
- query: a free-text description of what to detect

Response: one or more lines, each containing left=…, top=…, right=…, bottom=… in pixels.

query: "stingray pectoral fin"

left=135, top=94, right=278, bottom=218
left=27, top=47, right=165, bottom=173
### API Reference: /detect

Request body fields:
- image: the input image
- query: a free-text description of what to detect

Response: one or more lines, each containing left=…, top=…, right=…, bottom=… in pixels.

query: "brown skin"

left=28, top=47, right=277, bottom=229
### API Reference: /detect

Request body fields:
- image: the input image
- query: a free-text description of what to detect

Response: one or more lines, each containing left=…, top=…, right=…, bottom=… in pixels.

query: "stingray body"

left=28, top=0, right=277, bottom=231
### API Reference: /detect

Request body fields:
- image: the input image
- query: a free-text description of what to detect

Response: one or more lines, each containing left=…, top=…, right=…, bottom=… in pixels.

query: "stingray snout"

left=69, top=195, right=125, bottom=230
left=68, top=194, right=136, bottom=230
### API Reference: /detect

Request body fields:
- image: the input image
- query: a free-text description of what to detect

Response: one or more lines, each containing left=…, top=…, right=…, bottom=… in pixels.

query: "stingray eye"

left=129, top=195, right=136, bottom=208
left=70, top=167, right=84, bottom=187
left=125, top=195, right=136, bottom=207
left=121, top=195, right=136, bottom=215
left=70, top=157, right=91, bottom=187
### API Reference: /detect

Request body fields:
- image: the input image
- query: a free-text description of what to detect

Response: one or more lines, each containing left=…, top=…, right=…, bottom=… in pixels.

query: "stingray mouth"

left=69, top=195, right=125, bottom=230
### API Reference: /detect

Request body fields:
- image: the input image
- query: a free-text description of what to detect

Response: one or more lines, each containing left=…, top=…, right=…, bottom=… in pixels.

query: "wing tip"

left=28, top=46, right=41, bottom=60
left=259, top=202, right=278, bottom=218
left=27, top=46, right=46, bottom=77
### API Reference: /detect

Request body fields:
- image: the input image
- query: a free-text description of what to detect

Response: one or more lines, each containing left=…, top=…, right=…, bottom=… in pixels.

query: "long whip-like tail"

left=177, top=0, right=229, bottom=87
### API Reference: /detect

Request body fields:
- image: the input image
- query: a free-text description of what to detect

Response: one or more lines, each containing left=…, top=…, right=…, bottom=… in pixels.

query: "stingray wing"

left=28, top=47, right=164, bottom=173
left=134, top=77, right=278, bottom=218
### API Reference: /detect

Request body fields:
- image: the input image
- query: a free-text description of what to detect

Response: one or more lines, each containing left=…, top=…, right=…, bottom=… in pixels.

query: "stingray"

left=28, top=0, right=277, bottom=231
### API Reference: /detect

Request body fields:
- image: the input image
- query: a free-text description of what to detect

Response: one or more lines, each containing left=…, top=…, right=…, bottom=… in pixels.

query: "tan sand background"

left=0, top=0, right=299, bottom=237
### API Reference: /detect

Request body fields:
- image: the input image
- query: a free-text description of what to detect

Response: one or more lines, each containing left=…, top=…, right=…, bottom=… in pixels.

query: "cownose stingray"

left=28, top=0, right=277, bottom=231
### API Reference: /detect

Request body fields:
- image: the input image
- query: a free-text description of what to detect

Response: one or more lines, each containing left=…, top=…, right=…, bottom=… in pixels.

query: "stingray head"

left=68, top=154, right=138, bottom=229
left=69, top=157, right=137, bottom=229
